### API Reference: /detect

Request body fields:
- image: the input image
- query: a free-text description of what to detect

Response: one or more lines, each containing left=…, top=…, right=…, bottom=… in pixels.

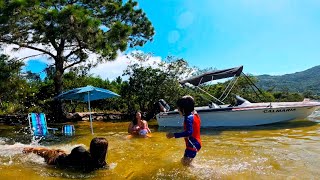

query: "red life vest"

left=184, top=113, right=201, bottom=151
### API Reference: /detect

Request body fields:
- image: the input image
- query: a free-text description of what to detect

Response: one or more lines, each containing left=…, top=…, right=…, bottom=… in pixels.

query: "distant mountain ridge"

left=255, top=65, right=320, bottom=95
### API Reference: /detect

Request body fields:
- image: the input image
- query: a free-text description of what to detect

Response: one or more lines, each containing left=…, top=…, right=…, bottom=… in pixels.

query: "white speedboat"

left=156, top=66, right=320, bottom=127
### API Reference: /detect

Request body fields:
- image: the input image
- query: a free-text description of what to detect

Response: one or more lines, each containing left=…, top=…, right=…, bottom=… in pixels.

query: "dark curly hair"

left=176, top=95, right=195, bottom=116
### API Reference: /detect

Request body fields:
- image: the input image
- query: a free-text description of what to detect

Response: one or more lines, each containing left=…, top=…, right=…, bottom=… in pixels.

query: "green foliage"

left=190, top=73, right=306, bottom=106
left=272, top=91, right=304, bottom=102
left=0, top=50, right=316, bottom=118
left=303, top=90, right=320, bottom=100
left=0, top=54, right=24, bottom=92
left=123, top=53, right=194, bottom=113
left=0, top=54, right=23, bottom=113
left=257, top=65, right=320, bottom=96
left=0, top=54, right=42, bottom=114
left=1, top=0, right=154, bottom=118
left=0, top=0, right=155, bottom=99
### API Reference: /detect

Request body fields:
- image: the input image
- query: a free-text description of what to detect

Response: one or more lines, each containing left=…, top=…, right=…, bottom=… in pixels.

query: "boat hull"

left=156, top=104, right=320, bottom=127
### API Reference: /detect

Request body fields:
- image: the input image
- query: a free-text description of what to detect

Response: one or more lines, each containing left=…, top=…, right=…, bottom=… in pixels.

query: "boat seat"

left=235, top=95, right=252, bottom=106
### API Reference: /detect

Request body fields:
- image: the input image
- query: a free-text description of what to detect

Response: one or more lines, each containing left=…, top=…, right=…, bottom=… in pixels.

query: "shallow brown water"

left=1, top=119, right=320, bottom=179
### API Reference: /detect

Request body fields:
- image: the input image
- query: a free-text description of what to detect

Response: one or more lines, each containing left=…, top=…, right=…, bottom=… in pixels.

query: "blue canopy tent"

left=56, top=85, right=120, bottom=134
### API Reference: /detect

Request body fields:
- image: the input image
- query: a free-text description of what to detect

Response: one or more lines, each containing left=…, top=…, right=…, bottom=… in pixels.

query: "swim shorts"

left=184, top=149, right=197, bottom=158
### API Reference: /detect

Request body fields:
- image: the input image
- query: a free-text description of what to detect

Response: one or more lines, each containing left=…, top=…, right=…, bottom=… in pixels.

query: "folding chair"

left=62, top=124, right=75, bottom=136
left=28, top=113, right=58, bottom=139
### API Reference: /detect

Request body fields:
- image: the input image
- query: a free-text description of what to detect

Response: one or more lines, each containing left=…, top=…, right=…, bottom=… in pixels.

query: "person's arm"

left=128, top=122, right=139, bottom=134
left=128, top=122, right=134, bottom=134
left=147, top=127, right=151, bottom=133
left=144, top=121, right=151, bottom=133
left=23, top=147, right=64, bottom=156
left=174, top=116, right=193, bottom=138
left=23, top=147, right=66, bottom=165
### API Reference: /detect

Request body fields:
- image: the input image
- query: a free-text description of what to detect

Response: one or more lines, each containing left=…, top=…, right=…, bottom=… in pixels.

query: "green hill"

left=255, top=65, right=320, bottom=95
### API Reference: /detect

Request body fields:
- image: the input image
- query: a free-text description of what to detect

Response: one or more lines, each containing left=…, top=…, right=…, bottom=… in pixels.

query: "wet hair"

left=56, top=146, right=91, bottom=171
left=132, top=110, right=142, bottom=125
left=176, top=95, right=195, bottom=116
left=89, top=137, right=108, bottom=168
left=70, top=146, right=88, bottom=156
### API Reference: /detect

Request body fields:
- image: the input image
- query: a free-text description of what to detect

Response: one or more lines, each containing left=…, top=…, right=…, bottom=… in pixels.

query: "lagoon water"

left=1, top=117, right=320, bottom=179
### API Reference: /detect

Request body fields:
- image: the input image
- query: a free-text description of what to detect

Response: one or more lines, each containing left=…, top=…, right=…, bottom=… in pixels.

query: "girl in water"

left=23, top=137, right=108, bottom=172
left=127, top=111, right=151, bottom=137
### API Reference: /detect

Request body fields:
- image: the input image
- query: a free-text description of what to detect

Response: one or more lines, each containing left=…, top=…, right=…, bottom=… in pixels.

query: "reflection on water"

left=1, top=119, right=320, bottom=179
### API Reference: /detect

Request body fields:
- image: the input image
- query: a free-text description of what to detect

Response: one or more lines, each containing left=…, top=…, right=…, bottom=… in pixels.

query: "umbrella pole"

left=88, top=92, right=94, bottom=134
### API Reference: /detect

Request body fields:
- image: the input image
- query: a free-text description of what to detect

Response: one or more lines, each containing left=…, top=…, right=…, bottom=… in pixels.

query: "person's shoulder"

left=186, top=113, right=194, bottom=118
left=185, top=114, right=195, bottom=121
left=142, top=120, right=148, bottom=123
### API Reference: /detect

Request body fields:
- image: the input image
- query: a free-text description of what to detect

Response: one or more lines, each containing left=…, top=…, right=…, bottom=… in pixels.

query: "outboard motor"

left=158, top=99, right=170, bottom=112
left=146, top=99, right=171, bottom=121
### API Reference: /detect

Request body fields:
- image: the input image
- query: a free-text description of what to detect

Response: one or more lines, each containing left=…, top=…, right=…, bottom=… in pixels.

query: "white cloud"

left=1, top=44, right=53, bottom=64
left=89, top=51, right=162, bottom=80
left=1, top=44, right=164, bottom=81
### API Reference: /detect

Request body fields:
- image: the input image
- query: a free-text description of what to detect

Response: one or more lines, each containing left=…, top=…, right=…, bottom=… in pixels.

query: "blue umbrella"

left=56, top=85, right=120, bottom=134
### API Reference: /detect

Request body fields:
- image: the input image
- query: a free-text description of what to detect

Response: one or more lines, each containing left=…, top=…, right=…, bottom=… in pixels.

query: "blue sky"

left=133, top=0, right=320, bottom=75
left=23, top=0, right=320, bottom=79
left=23, top=60, right=47, bottom=79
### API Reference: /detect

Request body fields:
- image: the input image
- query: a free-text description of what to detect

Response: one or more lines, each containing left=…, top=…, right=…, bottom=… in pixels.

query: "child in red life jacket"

left=166, top=95, right=202, bottom=166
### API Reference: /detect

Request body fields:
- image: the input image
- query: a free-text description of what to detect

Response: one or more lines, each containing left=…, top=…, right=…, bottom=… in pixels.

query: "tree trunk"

left=53, top=56, right=65, bottom=122
left=54, top=56, right=64, bottom=95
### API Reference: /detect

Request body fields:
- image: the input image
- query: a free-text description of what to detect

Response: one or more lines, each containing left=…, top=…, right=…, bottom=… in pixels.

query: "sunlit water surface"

left=1, top=114, right=320, bottom=179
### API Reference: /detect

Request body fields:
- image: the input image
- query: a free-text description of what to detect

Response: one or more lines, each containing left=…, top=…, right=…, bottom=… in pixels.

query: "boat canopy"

left=179, top=66, right=243, bottom=86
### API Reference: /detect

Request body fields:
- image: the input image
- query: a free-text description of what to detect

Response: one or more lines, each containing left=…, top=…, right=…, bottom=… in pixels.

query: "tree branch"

left=64, top=34, right=87, bottom=68
left=0, top=39, right=56, bottom=58
left=19, top=44, right=56, bottom=59
left=17, top=53, right=46, bottom=61
left=65, top=48, right=81, bottom=59
left=63, top=59, right=84, bottom=70
left=49, top=37, right=58, bottom=50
